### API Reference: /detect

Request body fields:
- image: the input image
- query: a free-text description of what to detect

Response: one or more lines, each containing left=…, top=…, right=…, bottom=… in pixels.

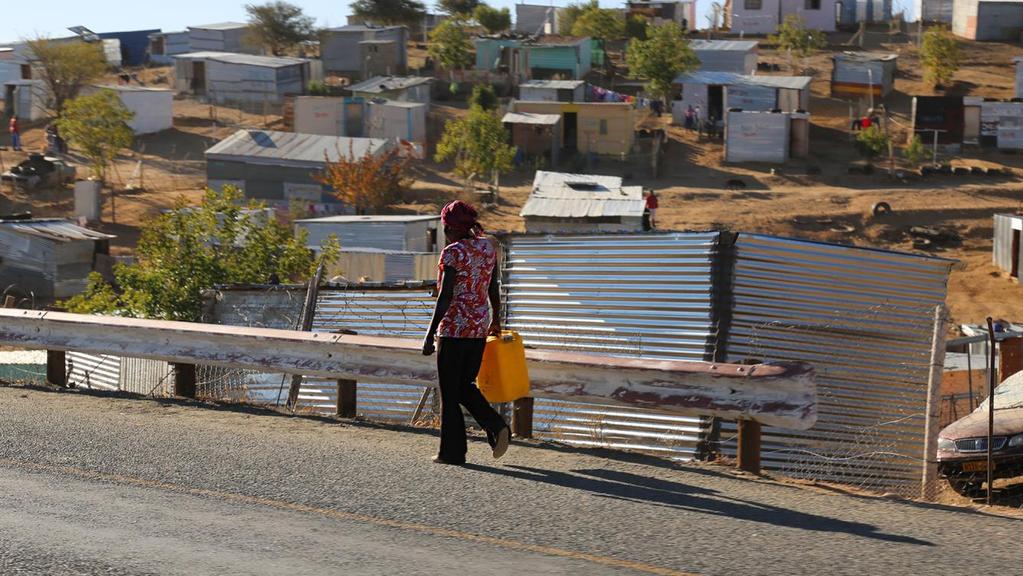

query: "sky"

left=1, top=0, right=916, bottom=45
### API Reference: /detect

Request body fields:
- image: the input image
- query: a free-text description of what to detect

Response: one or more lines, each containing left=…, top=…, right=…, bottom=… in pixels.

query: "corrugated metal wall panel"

left=119, top=357, right=174, bottom=396
left=720, top=234, right=953, bottom=495
left=993, top=214, right=1022, bottom=275
left=67, top=352, right=122, bottom=392
left=725, top=84, right=777, bottom=112
left=725, top=112, right=790, bottom=163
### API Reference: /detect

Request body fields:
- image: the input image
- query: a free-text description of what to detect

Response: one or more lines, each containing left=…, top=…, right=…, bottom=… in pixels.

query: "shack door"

left=191, top=61, right=206, bottom=95
left=1013, top=229, right=1020, bottom=278
left=564, top=112, right=578, bottom=151
left=708, top=85, right=724, bottom=121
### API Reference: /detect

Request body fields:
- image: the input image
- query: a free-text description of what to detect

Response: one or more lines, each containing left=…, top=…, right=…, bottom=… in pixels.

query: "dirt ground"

left=4, top=31, right=1023, bottom=326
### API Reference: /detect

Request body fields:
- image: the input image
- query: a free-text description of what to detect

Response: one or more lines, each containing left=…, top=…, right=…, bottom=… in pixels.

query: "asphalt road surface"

left=1, top=385, right=1021, bottom=576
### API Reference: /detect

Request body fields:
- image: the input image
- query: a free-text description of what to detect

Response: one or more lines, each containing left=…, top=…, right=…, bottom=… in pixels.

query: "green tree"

left=26, top=37, right=107, bottom=114
left=435, top=106, right=515, bottom=190
left=903, top=135, right=927, bottom=167
left=558, top=2, right=587, bottom=35
left=571, top=5, right=626, bottom=39
left=626, top=22, right=697, bottom=105
left=351, top=0, right=427, bottom=27
left=468, top=84, right=498, bottom=110
left=855, top=125, right=890, bottom=161
left=625, top=15, right=649, bottom=41
left=439, top=0, right=480, bottom=16
left=474, top=4, right=512, bottom=34
left=769, top=15, right=827, bottom=71
left=428, top=20, right=473, bottom=74
left=244, top=1, right=316, bottom=56
left=62, top=187, right=338, bottom=321
left=55, top=90, right=134, bottom=183
left=921, top=26, right=960, bottom=88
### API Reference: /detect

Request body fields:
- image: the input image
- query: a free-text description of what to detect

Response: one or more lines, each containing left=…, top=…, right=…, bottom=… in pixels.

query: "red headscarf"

left=441, top=201, right=483, bottom=237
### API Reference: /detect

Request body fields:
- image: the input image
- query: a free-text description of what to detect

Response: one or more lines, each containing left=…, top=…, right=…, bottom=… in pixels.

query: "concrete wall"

left=114, top=89, right=173, bottom=135
left=731, top=0, right=838, bottom=34
left=322, top=28, right=408, bottom=77
left=511, top=101, right=636, bottom=155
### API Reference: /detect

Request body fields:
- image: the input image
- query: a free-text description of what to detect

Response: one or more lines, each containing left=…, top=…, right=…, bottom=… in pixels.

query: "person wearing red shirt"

left=8, top=116, right=21, bottom=151
left=422, top=201, right=510, bottom=465
left=645, top=190, right=659, bottom=230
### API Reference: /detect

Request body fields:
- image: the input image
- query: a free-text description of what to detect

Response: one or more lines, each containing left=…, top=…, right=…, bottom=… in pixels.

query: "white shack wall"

left=116, top=90, right=173, bottom=134
left=725, top=111, right=791, bottom=163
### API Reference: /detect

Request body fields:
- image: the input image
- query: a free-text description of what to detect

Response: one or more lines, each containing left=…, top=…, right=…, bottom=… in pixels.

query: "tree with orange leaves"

left=317, top=142, right=412, bottom=214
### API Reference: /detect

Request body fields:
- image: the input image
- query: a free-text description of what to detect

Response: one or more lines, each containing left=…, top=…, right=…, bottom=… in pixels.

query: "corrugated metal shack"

left=291, top=96, right=427, bottom=153
left=673, top=72, right=812, bottom=124
left=173, top=52, right=311, bottom=108
left=2, top=80, right=47, bottom=121
left=841, top=0, right=893, bottom=25
left=831, top=52, right=897, bottom=99
left=953, top=0, right=1023, bottom=39
left=148, top=31, right=190, bottom=65
left=690, top=40, right=758, bottom=75
left=187, top=22, right=257, bottom=54
left=0, top=219, right=113, bottom=301
left=730, top=0, right=839, bottom=34
left=518, top=79, right=586, bottom=103
left=295, top=215, right=440, bottom=252
left=981, top=100, right=1023, bottom=149
left=520, top=171, right=646, bottom=232
left=348, top=75, right=432, bottom=105
left=205, top=129, right=391, bottom=205
left=98, top=29, right=160, bottom=66
left=365, top=100, right=427, bottom=153
left=993, top=213, right=1023, bottom=277
left=474, top=35, right=593, bottom=80
left=87, top=85, right=173, bottom=135
left=509, top=100, right=635, bottom=155
left=503, top=112, right=562, bottom=166
left=725, top=110, right=810, bottom=163
left=320, top=25, right=408, bottom=79
left=920, top=0, right=955, bottom=22
left=515, top=4, right=560, bottom=34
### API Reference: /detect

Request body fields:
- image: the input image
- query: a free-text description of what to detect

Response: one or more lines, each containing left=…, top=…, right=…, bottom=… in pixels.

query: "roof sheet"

left=833, top=51, right=898, bottom=62
left=206, top=130, right=391, bottom=167
left=189, top=22, right=248, bottom=31
left=348, top=75, right=433, bottom=93
left=93, top=84, right=173, bottom=93
left=327, top=24, right=406, bottom=32
left=520, top=80, right=586, bottom=90
left=502, top=112, right=561, bottom=125
left=0, top=219, right=114, bottom=242
left=296, top=215, right=440, bottom=224
left=173, top=51, right=308, bottom=68
left=690, top=39, right=759, bottom=52
left=521, top=171, right=645, bottom=219
left=674, top=72, right=812, bottom=90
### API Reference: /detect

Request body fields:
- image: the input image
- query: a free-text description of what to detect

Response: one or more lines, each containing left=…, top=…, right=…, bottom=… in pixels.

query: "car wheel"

left=948, top=478, right=984, bottom=497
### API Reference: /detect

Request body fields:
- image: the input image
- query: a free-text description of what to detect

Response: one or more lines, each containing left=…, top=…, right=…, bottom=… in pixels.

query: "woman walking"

left=422, top=201, right=511, bottom=465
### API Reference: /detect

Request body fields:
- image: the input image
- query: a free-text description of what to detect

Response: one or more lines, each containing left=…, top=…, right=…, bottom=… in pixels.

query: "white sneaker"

left=492, top=427, right=510, bottom=460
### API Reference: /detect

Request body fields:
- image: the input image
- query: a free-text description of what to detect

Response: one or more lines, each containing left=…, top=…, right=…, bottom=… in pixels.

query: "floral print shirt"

left=437, top=236, right=497, bottom=339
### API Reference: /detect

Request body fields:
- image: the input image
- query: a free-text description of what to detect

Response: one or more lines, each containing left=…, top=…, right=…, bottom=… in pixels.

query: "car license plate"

left=962, top=460, right=994, bottom=472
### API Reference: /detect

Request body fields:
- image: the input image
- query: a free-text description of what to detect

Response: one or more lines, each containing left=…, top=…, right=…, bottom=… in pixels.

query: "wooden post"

left=921, top=305, right=947, bottom=501
left=512, top=397, right=534, bottom=439
left=998, top=336, right=1023, bottom=382
left=3, top=295, right=15, bottom=309
left=336, top=378, right=357, bottom=418
left=285, top=263, right=324, bottom=410
left=174, top=363, right=196, bottom=399
left=46, top=350, right=66, bottom=387
left=737, top=419, right=761, bottom=474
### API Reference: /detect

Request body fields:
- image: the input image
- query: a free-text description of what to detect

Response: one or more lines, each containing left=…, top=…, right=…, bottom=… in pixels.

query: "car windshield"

left=978, top=376, right=1023, bottom=411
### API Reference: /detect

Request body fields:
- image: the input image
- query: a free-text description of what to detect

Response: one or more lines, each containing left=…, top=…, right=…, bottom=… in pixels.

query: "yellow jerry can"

left=476, top=330, right=530, bottom=403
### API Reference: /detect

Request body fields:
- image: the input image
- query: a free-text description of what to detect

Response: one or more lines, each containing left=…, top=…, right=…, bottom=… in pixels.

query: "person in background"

left=646, top=190, right=659, bottom=229
left=684, top=105, right=696, bottom=131
left=9, top=116, right=21, bottom=151
left=422, top=200, right=511, bottom=465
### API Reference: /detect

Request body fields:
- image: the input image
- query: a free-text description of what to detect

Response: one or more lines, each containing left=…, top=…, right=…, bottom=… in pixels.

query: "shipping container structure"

left=953, top=0, right=1023, bottom=39
left=918, top=0, right=954, bottom=22
left=730, top=0, right=839, bottom=34
left=87, top=85, right=173, bottom=135
left=627, top=0, right=697, bottom=28
left=690, top=40, right=758, bottom=74
left=672, top=72, right=812, bottom=124
left=2, top=80, right=48, bottom=121
left=911, top=96, right=965, bottom=146
left=503, top=111, right=562, bottom=167
left=474, top=35, right=593, bottom=80
left=0, top=219, right=113, bottom=302
left=518, top=79, right=586, bottom=102
left=295, top=215, right=440, bottom=252
left=831, top=52, right=897, bottom=99
left=724, top=110, right=810, bottom=163
left=148, top=31, right=190, bottom=65
left=520, top=171, right=645, bottom=233
left=321, top=25, right=408, bottom=79
left=205, top=129, right=391, bottom=206
left=98, top=29, right=159, bottom=66
left=173, top=52, right=311, bottom=107
left=515, top=4, right=561, bottom=34
left=509, top=100, right=636, bottom=155
left=347, top=75, right=432, bottom=105
left=187, top=22, right=257, bottom=54
left=994, top=213, right=1023, bottom=278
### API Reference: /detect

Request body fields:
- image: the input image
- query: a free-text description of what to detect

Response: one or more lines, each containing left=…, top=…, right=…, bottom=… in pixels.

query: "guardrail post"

left=173, top=363, right=196, bottom=399
left=46, top=350, right=66, bottom=387
left=737, top=419, right=761, bottom=474
left=512, top=397, right=534, bottom=438
left=336, top=378, right=357, bottom=418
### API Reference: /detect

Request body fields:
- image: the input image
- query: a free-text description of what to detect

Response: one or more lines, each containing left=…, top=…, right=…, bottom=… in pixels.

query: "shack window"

left=745, top=0, right=762, bottom=9
left=599, top=119, right=608, bottom=135
left=805, top=0, right=821, bottom=8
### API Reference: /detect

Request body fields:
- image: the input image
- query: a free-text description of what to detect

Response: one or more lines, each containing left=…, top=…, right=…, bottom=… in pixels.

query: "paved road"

left=1, top=385, right=1020, bottom=576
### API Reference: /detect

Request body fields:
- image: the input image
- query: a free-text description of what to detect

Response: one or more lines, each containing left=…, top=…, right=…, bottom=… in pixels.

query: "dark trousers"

left=437, top=337, right=507, bottom=461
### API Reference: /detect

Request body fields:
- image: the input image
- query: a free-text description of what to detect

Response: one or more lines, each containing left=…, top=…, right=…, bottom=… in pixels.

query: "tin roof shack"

left=502, top=112, right=562, bottom=166
left=173, top=52, right=310, bottom=108
left=148, top=31, right=190, bottom=65
left=321, top=25, right=408, bottom=79
left=348, top=76, right=432, bottom=105
left=724, top=110, right=810, bottom=163
left=366, top=100, right=428, bottom=155
left=920, top=0, right=955, bottom=23
left=979, top=99, right=1023, bottom=149
left=831, top=52, right=897, bottom=99
left=518, top=79, right=586, bottom=102
left=627, top=0, right=697, bottom=28
left=515, top=4, right=561, bottom=34
left=521, top=172, right=645, bottom=233
left=509, top=100, right=636, bottom=155
left=205, top=129, right=391, bottom=206
left=187, top=22, right=258, bottom=54
left=953, top=0, right=1023, bottom=39
left=0, top=219, right=113, bottom=301
left=98, top=29, right=160, bottom=66
left=994, top=213, right=1023, bottom=278
left=672, top=72, right=812, bottom=124
left=86, top=85, right=173, bottom=135
left=291, top=96, right=427, bottom=153
left=911, top=96, right=964, bottom=148
left=295, top=215, right=440, bottom=252
left=690, top=40, right=758, bottom=74
left=730, top=0, right=839, bottom=34
left=474, top=35, right=593, bottom=80
left=3, top=80, right=48, bottom=121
